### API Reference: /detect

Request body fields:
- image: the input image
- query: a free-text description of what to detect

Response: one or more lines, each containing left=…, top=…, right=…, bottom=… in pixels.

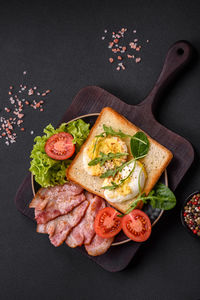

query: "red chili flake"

left=20, top=128, right=25, bottom=131
left=40, top=108, right=44, bottom=112
left=193, top=229, right=197, bottom=234
left=25, top=101, right=29, bottom=105
left=113, top=39, right=119, bottom=44
left=109, top=58, right=114, bottom=63
left=117, top=56, right=122, bottom=60
left=41, top=93, right=46, bottom=96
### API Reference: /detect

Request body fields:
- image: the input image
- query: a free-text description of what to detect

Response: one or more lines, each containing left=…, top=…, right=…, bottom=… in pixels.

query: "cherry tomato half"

left=94, top=207, right=122, bottom=238
left=45, top=132, right=75, bottom=160
left=122, top=209, right=151, bottom=242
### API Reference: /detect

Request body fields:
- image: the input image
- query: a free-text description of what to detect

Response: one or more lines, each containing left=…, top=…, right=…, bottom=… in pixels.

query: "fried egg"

left=83, top=136, right=128, bottom=176
left=103, top=161, right=147, bottom=203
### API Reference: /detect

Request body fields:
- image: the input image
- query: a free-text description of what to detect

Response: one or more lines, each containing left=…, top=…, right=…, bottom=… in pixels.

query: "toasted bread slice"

left=67, top=107, right=173, bottom=213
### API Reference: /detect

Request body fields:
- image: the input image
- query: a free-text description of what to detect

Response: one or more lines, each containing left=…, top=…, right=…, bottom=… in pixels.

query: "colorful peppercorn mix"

left=183, top=193, right=200, bottom=237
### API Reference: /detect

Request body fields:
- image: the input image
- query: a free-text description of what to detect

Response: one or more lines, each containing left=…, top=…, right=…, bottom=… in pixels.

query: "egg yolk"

left=87, top=136, right=127, bottom=176
left=103, top=161, right=147, bottom=201
left=114, top=178, right=132, bottom=197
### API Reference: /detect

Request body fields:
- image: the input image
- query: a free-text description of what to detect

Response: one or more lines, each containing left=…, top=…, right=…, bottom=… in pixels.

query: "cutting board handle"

left=140, top=40, right=193, bottom=113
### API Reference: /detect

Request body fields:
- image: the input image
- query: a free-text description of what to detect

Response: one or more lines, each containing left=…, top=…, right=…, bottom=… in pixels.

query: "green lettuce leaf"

left=66, top=119, right=90, bottom=150
left=29, top=120, right=90, bottom=188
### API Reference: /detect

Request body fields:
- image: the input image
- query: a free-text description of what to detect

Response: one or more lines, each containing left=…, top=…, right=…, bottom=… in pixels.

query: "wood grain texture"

left=15, top=41, right=194, bottom=272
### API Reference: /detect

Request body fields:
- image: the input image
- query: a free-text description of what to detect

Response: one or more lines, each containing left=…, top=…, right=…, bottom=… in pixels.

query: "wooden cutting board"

left=15, top=41, right=194, bottom=272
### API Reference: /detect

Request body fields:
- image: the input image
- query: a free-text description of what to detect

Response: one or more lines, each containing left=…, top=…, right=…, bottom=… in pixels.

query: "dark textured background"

left=1, top=1, right=200, bottom=299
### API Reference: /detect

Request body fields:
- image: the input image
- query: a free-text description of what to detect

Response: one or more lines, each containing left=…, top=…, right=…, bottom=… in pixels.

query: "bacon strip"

left=37, top=201, right=89, bottom=247
left=65, top=192, right=105, bottom=248
left=29, top=182, right=85, bottom=224
left=85, top=234, right=114, bottom=256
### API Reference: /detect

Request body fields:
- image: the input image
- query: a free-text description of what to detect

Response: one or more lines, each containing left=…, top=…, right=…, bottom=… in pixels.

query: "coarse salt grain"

left=0, top=74, right=51, bottom=146
left=103, top=27, right=148, bottom=71
left=28, top=88, right=34, bottom=95
left=135, top=57, right=141, bottom=63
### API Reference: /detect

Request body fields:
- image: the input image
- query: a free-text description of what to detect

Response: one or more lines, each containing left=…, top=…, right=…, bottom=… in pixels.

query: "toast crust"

left=67, top=107, right=173, bottom=213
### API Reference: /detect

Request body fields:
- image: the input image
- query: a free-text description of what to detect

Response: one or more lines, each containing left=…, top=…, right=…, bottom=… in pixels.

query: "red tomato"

left=45, top=132, right=75, bottom=160
left=94, top=207, right=122, bottom=238
left=122, top=209, right=151, bottom=242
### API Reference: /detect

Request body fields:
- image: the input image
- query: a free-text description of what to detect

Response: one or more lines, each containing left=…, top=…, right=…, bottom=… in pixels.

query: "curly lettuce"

left=67, top=119, right=90, bottom=151
left=30, top=120, right=90, bottom=188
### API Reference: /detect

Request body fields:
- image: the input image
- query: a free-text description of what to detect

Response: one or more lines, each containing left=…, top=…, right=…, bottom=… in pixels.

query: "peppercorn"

left=182, top=193, right=200, bottom=237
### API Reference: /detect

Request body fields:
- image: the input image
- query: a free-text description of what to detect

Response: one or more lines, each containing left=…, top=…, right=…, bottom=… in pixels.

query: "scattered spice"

left=102, top=27, right=149, bottom=71
left=135, top=57, right=141, bottom=63
left=117, top=62, right=126, bottom=71
left=0, top=71, right=51, bottom=146
left=183, top=193, right=200, bottom=237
